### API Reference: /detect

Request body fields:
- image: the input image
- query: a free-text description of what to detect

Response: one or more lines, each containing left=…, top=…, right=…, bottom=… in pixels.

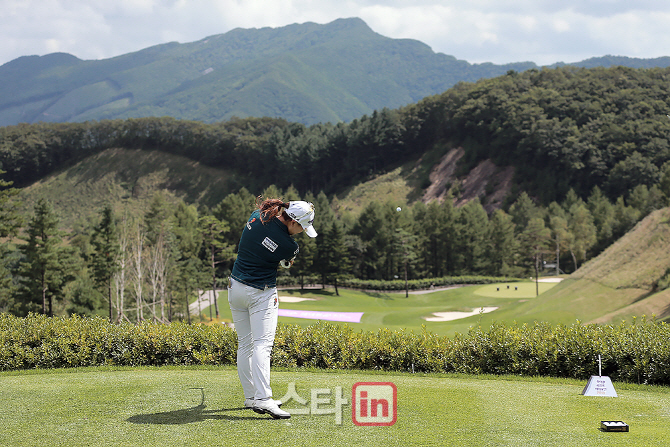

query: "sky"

left=2, top=0, right=670, bottom=67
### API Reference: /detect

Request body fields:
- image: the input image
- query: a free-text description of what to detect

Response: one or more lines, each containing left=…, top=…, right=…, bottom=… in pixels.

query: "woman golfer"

left=228, top=197, right=317, bottom=419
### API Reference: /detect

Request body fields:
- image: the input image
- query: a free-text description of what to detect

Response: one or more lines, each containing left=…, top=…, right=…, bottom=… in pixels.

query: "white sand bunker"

left=279, top=296, right=316, bottom=303
left=424, top=307, right=498, bottom=322
left=537, top=278, right=563, bottom=283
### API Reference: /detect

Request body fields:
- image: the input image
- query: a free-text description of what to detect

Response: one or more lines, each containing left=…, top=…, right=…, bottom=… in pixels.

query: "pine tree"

left=200, top=214, right=233, bottom=319
left=488, top=209, right=518, bottom=276
left=213, top=187, right=256, bottom=249
left=453, top=199, right=490, bottom=274
left=18, top=199, right=70, bottom=316
left=567, top=203, right=597, bottom=271
left=291, top=232, right=316, bottom=289
left=0, top=170, right=23, bottom=239
left=0, top=244, right=19, bottom=314
left=548, top=214, right=570, bottom=276
left=509, top=192, right=542, bottom=233
left=393, top=228, right=418, bottom=297
left=587, top=186, right=615, bottom=253
left=90, top=205, right=120, bottom=322
left=315, top=221, right=350, bottom=295
left=518, top=217, right=551, bottom=296
left=0, top=170, right=22, bottom=314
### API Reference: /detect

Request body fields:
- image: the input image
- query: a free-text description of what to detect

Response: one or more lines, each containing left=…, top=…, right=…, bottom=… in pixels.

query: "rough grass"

left=573, top=208, right=670, bottom=290
left=505, top=279, right=649, bottom=325
left=0, top=366, right=668, bottom=447
left=590, top=288, right=670, bottom=324
left=18, top=147, right=233, bottom=229
left=335, top=166, right=413, bottom=216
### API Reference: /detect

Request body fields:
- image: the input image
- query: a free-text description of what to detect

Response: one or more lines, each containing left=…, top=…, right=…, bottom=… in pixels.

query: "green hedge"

left=0, top=314, right=237, bottom=370
left=277, top=275, right=520, bottom=290
left=2, top=314, right=670, bottom=385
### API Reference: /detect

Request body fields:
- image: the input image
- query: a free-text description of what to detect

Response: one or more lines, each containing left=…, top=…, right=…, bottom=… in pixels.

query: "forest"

left=1, top=65, right=670, bottom=321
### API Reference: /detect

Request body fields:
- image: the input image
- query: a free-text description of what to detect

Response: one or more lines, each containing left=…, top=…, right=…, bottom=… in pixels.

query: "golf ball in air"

left=396, top=207, right=402, bottom=212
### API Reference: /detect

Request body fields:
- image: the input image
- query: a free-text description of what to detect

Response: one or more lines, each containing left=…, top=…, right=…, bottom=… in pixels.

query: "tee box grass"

left=1, top=366, right=668, bottom=447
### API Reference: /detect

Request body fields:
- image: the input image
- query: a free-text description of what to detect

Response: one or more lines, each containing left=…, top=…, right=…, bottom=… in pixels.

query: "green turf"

left=203, top=281, right=559, bottom=336
left=509, top=279, right=649, bottom=325
left=0, top=366, right=667, bottom=446
left=474, top=281, right=556, bottom=298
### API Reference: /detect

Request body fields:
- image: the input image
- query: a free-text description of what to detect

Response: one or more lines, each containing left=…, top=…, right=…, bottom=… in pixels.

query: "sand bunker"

left=424, top=306, right=498, bottom=322
left=537, top=278, right=563, bottom=283
left=278, top=296, right=316, bottom=303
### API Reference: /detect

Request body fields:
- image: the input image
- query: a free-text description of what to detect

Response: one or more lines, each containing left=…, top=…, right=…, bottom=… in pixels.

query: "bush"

left=277, top=275, right=519, bottom=291
left=2, top=314, right=670, bottom=386
left=0, top=313, right=236, bottom=369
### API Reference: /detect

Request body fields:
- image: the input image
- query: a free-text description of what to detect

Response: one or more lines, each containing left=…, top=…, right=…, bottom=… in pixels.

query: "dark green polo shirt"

left=231, top=210, right=299, bottom=290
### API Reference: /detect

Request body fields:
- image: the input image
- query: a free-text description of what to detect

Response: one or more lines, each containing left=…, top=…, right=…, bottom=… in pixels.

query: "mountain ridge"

left=3, top=18, right=668, bottom=126
left=0, top=18, right=609, bottom=126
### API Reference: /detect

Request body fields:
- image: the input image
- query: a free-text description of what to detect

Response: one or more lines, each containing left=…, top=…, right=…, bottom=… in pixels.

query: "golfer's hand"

left=280, top=258, right=295, bottom=269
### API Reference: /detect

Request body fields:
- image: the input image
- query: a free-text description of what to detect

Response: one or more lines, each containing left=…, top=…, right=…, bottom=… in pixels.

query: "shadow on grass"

left=126, top=388, right=268, bottom=424
left=362, top=291, right=395, bottom=300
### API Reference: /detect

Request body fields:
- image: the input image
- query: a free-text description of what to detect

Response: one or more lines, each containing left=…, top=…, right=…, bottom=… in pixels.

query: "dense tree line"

left=2, top=66, right=669, bottom=205
left=1, top=176, right=667, bottom=320
left=1, top=65, right=670, bottom=319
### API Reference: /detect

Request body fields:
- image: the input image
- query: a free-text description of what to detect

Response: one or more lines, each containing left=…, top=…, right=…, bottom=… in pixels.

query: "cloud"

left=1, top=0, right=669, bottom=67
left=361, top=2, right=670, bottom=64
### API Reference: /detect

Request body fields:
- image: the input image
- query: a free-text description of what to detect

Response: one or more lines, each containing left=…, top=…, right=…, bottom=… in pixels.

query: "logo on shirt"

left=262, top=237, right=278, bottom=252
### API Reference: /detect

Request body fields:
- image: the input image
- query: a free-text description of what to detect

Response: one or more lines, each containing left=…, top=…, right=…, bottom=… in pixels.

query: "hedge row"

left=2, top=314, right=670, bottom=385
left=277, top=275, right=520, bottom=291
left=0, top=313, right=237, bottom=370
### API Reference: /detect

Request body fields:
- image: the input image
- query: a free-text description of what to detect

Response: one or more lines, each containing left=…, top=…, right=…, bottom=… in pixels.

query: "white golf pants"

left=228, top=277, right=279, bottom=401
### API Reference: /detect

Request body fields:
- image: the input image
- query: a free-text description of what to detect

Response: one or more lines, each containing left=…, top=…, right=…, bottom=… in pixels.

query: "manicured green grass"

left=473, top=281, right=555, bottom=299
left=1, top=366, right=667, bottom=446
left=204, top=281, right=559, bottom=336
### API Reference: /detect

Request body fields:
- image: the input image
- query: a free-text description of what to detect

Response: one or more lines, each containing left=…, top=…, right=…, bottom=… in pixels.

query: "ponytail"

left=256, top=196, right=290, bottom=224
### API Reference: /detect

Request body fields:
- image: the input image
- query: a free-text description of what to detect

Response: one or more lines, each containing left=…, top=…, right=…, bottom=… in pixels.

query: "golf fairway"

left=1, top=366, right=668, bottom=446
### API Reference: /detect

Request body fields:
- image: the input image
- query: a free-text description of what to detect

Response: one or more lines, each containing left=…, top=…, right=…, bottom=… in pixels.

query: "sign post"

left=582, top=355, right=618, bottom=397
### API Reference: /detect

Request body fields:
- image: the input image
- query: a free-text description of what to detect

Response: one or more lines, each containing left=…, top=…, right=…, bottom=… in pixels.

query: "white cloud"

left=552, top=18, right=571, bottom=33
left=1, top=0, right=670, bottom=67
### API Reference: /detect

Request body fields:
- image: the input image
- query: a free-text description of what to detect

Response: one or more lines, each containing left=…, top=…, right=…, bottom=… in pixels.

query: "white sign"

left=582, top=375, right=618, bottom=397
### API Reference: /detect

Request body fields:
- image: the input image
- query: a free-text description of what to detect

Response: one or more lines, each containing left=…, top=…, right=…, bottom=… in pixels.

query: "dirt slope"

left=422, top=148, right=514, bottom=212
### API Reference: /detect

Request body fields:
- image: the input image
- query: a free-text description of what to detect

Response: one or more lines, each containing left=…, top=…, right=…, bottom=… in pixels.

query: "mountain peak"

left=1, top=18, right=669, bottom=127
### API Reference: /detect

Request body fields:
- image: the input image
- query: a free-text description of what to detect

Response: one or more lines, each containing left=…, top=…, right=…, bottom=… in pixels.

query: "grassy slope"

left=18, top=148, right=235, bottom=230
left=501, top=279, right=648, bottom=325
left=1, top=366, right=668, bottom=447
left=334, top=166, right=414, bottom=215
left=509, top=207, right=670, bottom=325
left=572, top=207, right=670, bottom=290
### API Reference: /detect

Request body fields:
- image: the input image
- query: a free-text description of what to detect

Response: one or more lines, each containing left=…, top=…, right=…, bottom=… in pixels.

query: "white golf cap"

left=285, top=201, right=317, bottom=237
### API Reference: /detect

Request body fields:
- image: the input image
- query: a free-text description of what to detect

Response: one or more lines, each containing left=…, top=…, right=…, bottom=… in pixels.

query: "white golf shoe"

left=252, top=399, right=291, bottom=419
left=244, top=398, right=282, bottom=408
